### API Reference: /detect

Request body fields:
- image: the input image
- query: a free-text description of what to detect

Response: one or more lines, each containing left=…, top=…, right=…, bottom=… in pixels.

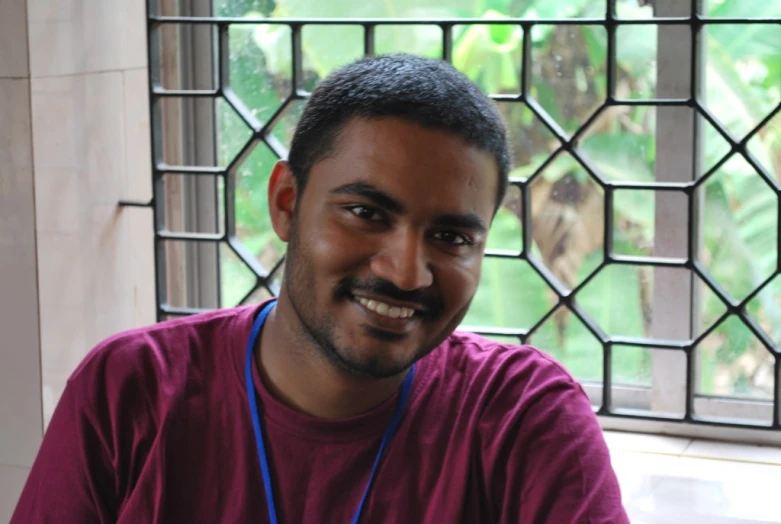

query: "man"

left=12, top=54, right=628, bottom=523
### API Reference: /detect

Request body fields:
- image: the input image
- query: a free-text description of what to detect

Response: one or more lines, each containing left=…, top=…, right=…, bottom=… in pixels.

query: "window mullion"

left=649, top=0, right=703, bottom=417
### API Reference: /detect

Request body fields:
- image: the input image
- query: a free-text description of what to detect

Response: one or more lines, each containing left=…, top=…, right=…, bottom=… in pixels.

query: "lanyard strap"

left=244, top=300, right=416, bottom=524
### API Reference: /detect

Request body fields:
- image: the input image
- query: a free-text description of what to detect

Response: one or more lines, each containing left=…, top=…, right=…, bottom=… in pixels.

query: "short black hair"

left=287, top=54, right=511, bottom=211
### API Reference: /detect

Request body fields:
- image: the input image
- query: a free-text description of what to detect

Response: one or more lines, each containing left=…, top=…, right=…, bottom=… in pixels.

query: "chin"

left=332, top=339, right=418, bottom=380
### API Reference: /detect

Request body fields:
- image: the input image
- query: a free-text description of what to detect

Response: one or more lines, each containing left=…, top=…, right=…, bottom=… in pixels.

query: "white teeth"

left=356, top=297, right=415, bottom=319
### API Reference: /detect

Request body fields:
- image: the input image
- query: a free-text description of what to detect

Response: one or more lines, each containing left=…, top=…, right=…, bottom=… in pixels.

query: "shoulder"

left=424, top=333, right=627, bottom=521
left=429, top=331, right=596, bottom=435
left=66, top=306, right=256, bottom=408
left=435, top=330, right=585, bottom=400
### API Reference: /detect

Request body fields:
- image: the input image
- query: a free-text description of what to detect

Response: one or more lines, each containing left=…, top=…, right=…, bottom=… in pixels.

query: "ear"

left=267, top=160, right=298, bottom=243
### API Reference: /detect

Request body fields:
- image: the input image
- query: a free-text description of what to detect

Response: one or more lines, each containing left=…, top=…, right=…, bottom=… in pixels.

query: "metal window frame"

left=126, top=0, right=781, bottom=442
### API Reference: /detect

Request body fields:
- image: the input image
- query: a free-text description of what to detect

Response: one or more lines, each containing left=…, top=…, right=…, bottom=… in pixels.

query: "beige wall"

left=0, top=0, right=155, bottom=519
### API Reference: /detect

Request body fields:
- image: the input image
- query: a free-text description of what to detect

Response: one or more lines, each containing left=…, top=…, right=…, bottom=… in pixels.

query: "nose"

left=369, top=229, right=434, bottom=291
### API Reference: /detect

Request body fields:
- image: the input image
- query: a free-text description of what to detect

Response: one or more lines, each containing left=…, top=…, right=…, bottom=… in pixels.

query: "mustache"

left=335, top=276, right=443, bottom=316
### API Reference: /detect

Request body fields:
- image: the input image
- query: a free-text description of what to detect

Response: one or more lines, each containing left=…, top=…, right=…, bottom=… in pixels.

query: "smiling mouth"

left=354, top=296, right=417, bottom=320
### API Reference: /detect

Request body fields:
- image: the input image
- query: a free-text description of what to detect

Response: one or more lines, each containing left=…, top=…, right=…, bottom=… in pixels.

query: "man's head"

left=267, top=54, right=510, bottom=380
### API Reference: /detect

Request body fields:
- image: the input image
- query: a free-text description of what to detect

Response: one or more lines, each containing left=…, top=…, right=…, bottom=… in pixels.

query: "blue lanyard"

left=244, top=300, right=416, bottom=524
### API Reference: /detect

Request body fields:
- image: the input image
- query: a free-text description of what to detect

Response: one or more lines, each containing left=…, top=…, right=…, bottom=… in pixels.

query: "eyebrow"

left=431, top=214, right=487, bottom=235
left=331, top=182, right=406, bottom=214
left=331, top=181, right=487, bottom=234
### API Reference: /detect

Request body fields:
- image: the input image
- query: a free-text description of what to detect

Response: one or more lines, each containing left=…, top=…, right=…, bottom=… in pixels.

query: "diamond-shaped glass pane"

left=452, top=24, right=522, bottom=95
left=746, top=275, right=781, bottom=348
left=221, top=242, right=258, bottom=308
left=698, top=156, right=778, bottom=302
left=229, top=24, right=291, bottom=124
left=531, top=25, right=606, bottom=136
left=529, top=307, right=604, bottom=383
left=462, top=260, right=552, bottom=331
left=694, top=272, right=730, bottom=339
left=502, top=102, right=561, bottom=179
left=529, top=153, right=604, bottom=291
left=217, top=98, right=254, bottom=167
left=697, top=315, right=775, bottom=401
left=747, top=111, right=781, bottom=181
left=268, top=99, right=307, bottom=152
left=701, top=112, right=735, bottom=176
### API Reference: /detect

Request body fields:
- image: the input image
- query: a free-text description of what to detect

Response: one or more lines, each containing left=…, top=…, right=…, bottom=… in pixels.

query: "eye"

left=432, top=231, right=472, bottom=246
left=346, top=205, right=384, bottom=222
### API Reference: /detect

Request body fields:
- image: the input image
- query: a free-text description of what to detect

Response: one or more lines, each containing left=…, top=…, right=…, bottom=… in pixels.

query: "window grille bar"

left=441, top=24, right=453, bottom=63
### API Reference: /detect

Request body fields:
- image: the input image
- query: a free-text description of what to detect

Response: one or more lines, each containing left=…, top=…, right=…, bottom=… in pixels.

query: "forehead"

left=308, top=117, right=498, bottom=216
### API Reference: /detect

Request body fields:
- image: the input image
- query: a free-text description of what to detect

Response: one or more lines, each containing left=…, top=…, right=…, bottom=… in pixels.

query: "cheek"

left=303, top=220, right=370, bottom=274
left=437, top=256, right=483, bottom=307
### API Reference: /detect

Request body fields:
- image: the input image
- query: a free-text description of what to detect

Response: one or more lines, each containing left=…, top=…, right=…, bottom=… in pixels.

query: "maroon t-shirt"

left=12, top=303, right=628, bottom=523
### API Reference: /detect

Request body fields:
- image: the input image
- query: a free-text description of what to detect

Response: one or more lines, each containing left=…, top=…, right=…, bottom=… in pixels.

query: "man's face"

left=275, top=117, right=498, bottom=379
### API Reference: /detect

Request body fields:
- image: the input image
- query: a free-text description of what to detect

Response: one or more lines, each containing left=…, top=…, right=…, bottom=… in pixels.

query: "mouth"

left=354, top=296, right=418, bottom=319
left=350, top=294, right=423, bottom=334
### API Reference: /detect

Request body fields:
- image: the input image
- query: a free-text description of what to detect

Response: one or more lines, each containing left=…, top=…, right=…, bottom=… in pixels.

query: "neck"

left=256, top=295, right=408, bottom=419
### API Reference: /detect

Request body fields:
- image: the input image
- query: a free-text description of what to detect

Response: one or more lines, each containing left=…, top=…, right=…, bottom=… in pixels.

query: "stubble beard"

left=283, top=229, right=438, bottom=379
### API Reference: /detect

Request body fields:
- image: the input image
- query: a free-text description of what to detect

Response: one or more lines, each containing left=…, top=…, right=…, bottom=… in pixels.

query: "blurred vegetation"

left=213, top=0, right=780, bottom=399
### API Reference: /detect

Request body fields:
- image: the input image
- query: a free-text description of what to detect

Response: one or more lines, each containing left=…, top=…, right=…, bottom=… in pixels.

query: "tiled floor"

left=605, top=431, right=781, bottom=523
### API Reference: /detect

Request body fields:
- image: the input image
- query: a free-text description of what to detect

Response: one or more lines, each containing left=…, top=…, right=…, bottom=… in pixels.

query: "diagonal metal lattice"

left=126, top=0, right=781, bottom=431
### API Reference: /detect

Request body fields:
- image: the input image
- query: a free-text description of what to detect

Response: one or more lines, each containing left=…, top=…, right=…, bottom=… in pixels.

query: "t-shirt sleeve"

left=10, top=380, right=117, bottom=523
left=481, top=355, right=630, bottom=523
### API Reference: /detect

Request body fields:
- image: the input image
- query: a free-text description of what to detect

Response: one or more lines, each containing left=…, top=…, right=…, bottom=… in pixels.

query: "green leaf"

left=580, top=133, right=655, bottom=182
left=452, top=11, right=522, bottom=93
left=714, top=316, right=753, bottom=364
left=576, top=258, right=646, bottom=339
left=708, top=2, right=781, bottom=59
left=486, top=206, right=522, bottom=251
left=614, top=189, right=654, bottom=236
left=270, top=0, right=480, bottom=18
left=614, top=24, right=655, bottom=78
left=255, top=1, right=487, bottom=80
left=524, top=0, right=592, bottom=18
left=705, top=37, right=777, bottom=138
left=250, top=23, right=294, bottom=80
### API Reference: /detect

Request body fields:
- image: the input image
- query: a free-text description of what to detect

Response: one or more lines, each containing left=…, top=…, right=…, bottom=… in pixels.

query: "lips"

left=350, top=294, right=423, bottom=334
left=355, top=297, right=416, bottom=319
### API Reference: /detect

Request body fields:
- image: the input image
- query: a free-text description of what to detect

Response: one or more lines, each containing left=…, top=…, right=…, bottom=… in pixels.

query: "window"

left=138, top=0, right=781, bottom=440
